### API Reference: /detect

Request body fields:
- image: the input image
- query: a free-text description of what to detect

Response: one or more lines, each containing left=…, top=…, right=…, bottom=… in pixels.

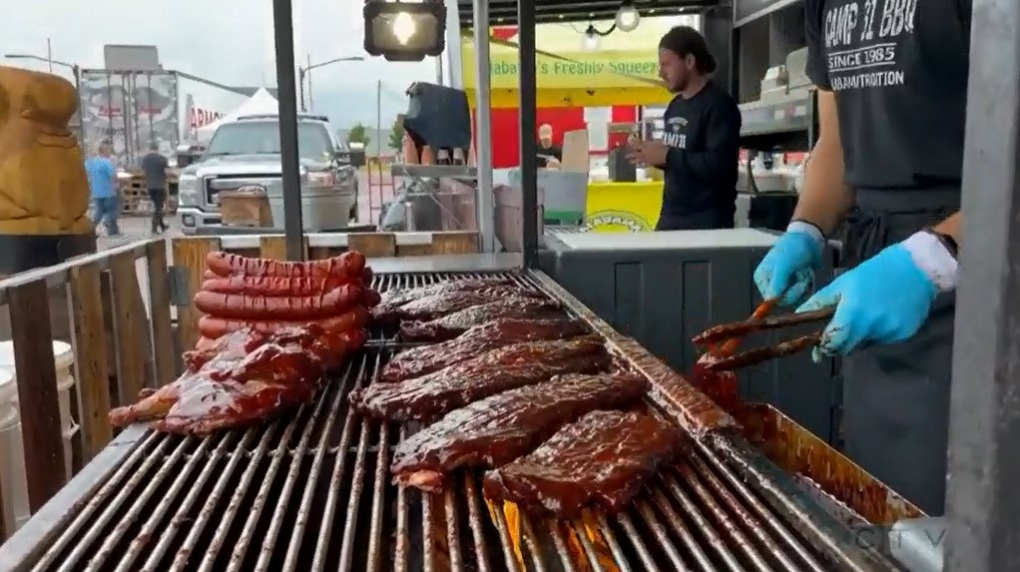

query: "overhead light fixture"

left=615, top=1, right=640, bottom=32
left=363, top=0, right=446, bottom=61
left=392, top=12, right=416, bottom=45
left=582, top=25, right=601, bottom=51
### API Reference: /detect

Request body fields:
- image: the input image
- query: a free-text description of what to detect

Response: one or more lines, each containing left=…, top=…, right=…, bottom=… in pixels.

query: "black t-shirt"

left=537, top=143, right=562, bottom=168
left=659, top=81, right=742, bottom=218
left=805, top=0, right=971, bottom=190
left=141, top=152, right=169, bottom=190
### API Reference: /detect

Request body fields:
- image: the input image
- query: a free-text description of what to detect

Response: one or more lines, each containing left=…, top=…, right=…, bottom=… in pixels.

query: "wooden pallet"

left=120, top=196, right=179, bottom=216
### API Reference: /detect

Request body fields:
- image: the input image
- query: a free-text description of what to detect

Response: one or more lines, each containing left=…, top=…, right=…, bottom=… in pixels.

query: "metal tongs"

left=692, top=305, right=836, bottom=372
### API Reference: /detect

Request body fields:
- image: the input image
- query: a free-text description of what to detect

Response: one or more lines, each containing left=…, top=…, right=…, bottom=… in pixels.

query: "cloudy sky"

left=2, top=0, right=436, bottom=127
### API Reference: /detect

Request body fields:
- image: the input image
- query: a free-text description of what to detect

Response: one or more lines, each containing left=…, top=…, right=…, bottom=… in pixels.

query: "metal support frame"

left=517, top=0, right=539, bottom=267
left=471, top=0, right=495, bottom=253
left=271, top=0, right=306, bottom=260
left=443, top=0, right=464, bottom=89
left=945, top=0, right=1020, bottom=568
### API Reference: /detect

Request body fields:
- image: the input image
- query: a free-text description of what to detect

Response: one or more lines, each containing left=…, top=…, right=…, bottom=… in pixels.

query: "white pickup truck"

left=176, top=113, right=365, bottom=234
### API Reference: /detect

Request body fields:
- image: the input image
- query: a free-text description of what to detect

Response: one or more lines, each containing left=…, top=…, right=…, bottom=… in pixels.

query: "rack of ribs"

left=373, top=288, right=545, bottom=326
left=376, top=277, right=514, bottom=310
left=110, top=325, right=364, bottom=435
left=350, top=336, right=611, bottom=424
left=397, top=298, right=565, bottom=342
left=482, top=410, right=690, bottom=519
left=391, top=372, right=649, bottom=492
left=381, top=318, right=589, bottom=383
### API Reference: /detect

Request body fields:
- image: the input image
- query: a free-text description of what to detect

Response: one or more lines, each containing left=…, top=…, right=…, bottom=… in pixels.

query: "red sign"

left=189, top=107, right=223, bottom=128
left=491, top=26, right=518, bottom=42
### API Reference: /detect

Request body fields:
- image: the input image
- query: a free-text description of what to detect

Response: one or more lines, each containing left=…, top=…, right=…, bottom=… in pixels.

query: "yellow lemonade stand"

left=581, top=181, right=664, bottom=232
left=462, top=21, right=684, bottom=232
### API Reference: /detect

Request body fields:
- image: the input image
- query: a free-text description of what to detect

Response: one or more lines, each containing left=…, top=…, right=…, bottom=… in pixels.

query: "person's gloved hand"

left=796, top=231, right=959, bottom=361
left=754, top=221, right=826, bottom=306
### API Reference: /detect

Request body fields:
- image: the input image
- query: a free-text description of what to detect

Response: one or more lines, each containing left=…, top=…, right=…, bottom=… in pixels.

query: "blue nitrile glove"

left=753, top=221, right=826, bottom=306
left=796, top=231, right=959, bottom=361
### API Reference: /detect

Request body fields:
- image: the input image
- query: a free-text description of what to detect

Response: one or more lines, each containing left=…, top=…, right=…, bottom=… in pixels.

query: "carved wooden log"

left=0, top=66, right=97, bottom=339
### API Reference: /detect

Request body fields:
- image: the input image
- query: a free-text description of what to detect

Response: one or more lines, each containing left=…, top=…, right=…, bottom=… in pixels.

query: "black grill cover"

left=403, top=82, right=472, bottom=150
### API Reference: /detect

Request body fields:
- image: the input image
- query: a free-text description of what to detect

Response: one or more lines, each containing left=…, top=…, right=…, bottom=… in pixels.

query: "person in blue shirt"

left=84, top=143, right=120, bottom=236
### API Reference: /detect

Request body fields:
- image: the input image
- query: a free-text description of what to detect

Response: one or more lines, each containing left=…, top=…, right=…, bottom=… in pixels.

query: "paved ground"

left=96, top=216, right=184, bottom=251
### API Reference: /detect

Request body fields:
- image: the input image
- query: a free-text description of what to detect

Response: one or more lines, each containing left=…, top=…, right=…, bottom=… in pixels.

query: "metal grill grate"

left=25, top=271, right=876, bottom=572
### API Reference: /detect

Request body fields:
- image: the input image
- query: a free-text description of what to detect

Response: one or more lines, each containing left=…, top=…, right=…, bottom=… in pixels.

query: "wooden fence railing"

left=0, top=229, right=478, bottom=541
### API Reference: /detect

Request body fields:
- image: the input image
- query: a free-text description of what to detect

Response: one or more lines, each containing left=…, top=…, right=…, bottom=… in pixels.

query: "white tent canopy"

left=196, top=88, right=279, bottom=142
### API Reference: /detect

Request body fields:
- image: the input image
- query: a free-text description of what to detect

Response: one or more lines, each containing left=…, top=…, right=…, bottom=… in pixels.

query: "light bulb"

left=615, top=5, right=640, bottom=32
left=393, top=12, right=415, bottom=45
left=582, top=27, right=600, bottom=51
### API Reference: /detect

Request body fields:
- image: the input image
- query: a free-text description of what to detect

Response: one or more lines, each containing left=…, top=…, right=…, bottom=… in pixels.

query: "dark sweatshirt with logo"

left=658, top=81, right=742, bottom=225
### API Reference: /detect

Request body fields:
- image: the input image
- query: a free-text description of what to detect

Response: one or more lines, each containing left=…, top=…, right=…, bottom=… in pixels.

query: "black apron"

left=840, top=187, right=959, bottom=516
left=655, top=210, right=735, bottom=231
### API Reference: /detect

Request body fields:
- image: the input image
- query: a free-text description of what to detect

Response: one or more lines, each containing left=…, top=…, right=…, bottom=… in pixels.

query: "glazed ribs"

left=374, top=288, right=546, bottom=325
left=483, top=410, right=689, bottom=519
left=351, top=336, right=611, bottom=423
left=375, top=277, right=514, bottom=310
left=372, top=278, right=544, bottom=326
left=398, top=298, right=565, bottom=342
left=391, top=373, right=649, bottom=492
left=381, top=318, right=589, bottom=383
left=109, top=325, right=363, bottom=435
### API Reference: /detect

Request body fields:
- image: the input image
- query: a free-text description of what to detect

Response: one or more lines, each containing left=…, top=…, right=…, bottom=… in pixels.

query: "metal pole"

left=72, top=65, right=83, bottom=149
left=517, top=0, right=538, bottom=266
left=46, top=38, right=52, bottom=73
left=442, top=0, right=464, bottom=89
left=471, top=0, right=495, bottom=253
left=376, top=79, right=382, bottom=159
left=307, top=53, right=314, bottom=111
left=945, top=0, right=1020, bottom=568
left=271, top=0, right=306, bottom=260
left=299, top=68, right=306, bottom=112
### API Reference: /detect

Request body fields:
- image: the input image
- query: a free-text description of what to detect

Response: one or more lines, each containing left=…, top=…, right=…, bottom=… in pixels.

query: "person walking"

left=84, top=142, right=120, bottom=236
left=626, top=25, right=741, bottom=230
left=140, top=142, right=170, bottom=234
left=752, top=0, right=969, bottom=515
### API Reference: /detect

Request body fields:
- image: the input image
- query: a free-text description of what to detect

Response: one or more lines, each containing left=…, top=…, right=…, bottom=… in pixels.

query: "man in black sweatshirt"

left=627, top=26, right=742, bottom=230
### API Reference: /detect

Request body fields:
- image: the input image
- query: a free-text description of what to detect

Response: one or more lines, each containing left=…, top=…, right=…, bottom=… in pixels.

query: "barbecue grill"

left=0, top=267, right=905, bottom=572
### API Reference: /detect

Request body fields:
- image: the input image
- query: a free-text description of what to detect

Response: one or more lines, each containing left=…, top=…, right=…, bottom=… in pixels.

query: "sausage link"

left=201, top=275, right=360, bottom=297
left=359, top=288, right=382, bottom=308
left=205, top=251, right=366, bottom=279
left=193, top=283, right=362, bottom=321
left=197, top=306, right=369, bottom=339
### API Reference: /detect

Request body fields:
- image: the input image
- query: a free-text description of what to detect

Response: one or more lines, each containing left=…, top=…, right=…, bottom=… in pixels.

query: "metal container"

left=0, top=266, right=902, bottom=572
left=267, top=186, right=355, bottom=232
left=509, top=169, right=588, bottom=224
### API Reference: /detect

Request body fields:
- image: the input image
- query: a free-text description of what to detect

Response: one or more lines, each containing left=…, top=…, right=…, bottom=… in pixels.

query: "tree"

left=347, top=122, right=370, bottom=147
left=388, top=116, right=405, bottom=151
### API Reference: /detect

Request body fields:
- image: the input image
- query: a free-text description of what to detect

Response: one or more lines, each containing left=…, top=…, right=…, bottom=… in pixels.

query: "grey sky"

left=3, top=0, right=435, bottom=127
